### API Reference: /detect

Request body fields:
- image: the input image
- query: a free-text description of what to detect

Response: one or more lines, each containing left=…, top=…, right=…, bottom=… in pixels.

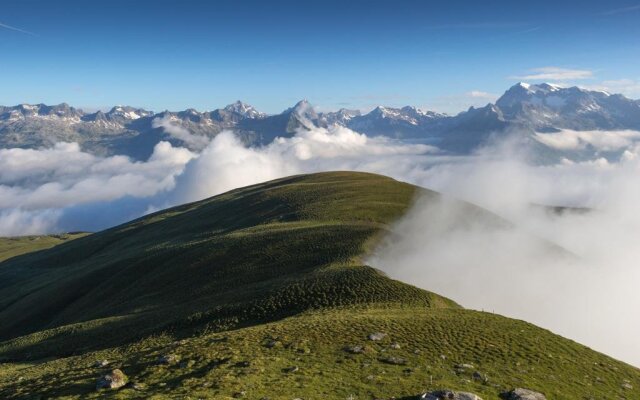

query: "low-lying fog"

left=1, top=124, right=639, bottom=366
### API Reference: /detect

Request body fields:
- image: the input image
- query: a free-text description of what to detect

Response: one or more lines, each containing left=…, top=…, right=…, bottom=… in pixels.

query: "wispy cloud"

left=510, top=67, right=594, bottom=81
left=580, top=79, right=640, bottom=98
left=513, top=26, right=542, bottom=35
left=602, top=3, right=640, bottom=15
left=0, top=21, right=37, bottom=36
left=467, top=90, right=497, bottom=99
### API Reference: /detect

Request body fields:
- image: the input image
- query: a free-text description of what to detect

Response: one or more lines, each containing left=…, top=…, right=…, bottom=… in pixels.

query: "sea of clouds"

left=1, top=124, right=640, bottom=366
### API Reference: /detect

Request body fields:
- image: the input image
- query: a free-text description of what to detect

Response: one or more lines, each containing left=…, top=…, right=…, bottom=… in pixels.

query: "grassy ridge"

left=0, top=233, right=87, bottom=263
left=0, top=172, right=455, bottom=360
left=0, top=171, right=638, bottom=399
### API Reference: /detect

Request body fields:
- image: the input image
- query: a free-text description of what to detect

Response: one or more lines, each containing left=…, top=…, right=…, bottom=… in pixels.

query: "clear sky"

left=1, top=0, right=639, bottom=114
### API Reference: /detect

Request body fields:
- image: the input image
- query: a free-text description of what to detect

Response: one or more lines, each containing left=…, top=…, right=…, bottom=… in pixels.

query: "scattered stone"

left=179, top=359, right=196, bottom=369
left=390, top=342, right=401, bottom=349
left=378, top=356, right=407, bottom=366
left=506, top=388, right=547, bottom=400
left=157, top=354, right=180, bottom=365
left=297, top=347, right=311, bottom=354
left=472, top=371, right=486, bottom=382
left=440, top=354, right=447, bottom=360
left=96, top=369, right=128, bottom=390
left=93, top=360, right=109, bottom=368
left=265, top=339, right=280, bottom=348
left=283, top=366, right=299, bottom=373
left=344, top=345, right=365, bottom=354
left=622, top=382, right=633, bottom=390
left=455, top=363, right=474, bottom=370
left=233, top=391, right=246, bottom=398
left=368, top=332, right=387, bottom=341
left=413, top=349, right=422, bottom=355
left=421, top=389, right=482, bottom=400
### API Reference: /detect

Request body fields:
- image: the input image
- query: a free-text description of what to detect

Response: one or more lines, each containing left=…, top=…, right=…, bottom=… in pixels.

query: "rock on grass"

left=378, top=356, right=407, bottom=365
left=368, top=332, right=387, bottom=341
left=506, top=388, right=547, bottom=400
left=96, top=369, right=128, bottom=390
left=93, top=360, right=109, bottom=368
left=157, top=354, right=180, bottom=365
left=343, top=345, right=365, bottom=354
left=421, top=390, right=482, bottom=400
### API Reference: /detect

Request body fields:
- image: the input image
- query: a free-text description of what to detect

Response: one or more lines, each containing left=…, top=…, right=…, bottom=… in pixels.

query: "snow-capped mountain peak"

left=1, top=83, right=639, bottom=161
left=107, top=105, right=152, bottom=120
left=223, top=101, right=265, bottom=119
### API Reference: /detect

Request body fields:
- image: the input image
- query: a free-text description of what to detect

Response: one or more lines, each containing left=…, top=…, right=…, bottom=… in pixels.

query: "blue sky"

left=0, top=0, right=639, bottom=114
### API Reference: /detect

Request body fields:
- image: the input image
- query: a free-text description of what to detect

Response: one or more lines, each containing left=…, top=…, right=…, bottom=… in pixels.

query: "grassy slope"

left=0, top=172, right=454, bottom=358
left=0, top=172, right=638, bottom=399
left=0, top=233, right=88, bottom=263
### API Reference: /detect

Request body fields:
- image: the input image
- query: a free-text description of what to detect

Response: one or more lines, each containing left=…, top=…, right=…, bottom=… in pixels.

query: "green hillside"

left=0, top=172, right=637, bottom=399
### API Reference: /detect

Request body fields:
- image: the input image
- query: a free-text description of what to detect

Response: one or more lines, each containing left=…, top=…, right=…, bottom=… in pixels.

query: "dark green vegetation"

left=0, top=172, right=638, bottom=399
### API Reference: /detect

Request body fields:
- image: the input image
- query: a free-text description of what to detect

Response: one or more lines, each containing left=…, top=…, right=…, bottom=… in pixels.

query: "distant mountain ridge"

left=1, top=83, right=639, bottom=160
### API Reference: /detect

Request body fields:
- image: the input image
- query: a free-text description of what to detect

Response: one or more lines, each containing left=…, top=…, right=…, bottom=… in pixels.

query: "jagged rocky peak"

left=400, top=105, right=445, bottom=119
left=3, top=103, right=84, bottom=119
left=496, top=82, right=613, bottom=110
left=223, top=101, right=265, bottom=119
left=489, top=82, right=640, bottom=131
left=46, top=103, right=79, bottom=115
left=366, top=105, right=405, bottom=120
left=184, top=108, right=200, bottom=115
left=363, top=105, right=431, bottom=125
left=106, top=105, right=153, bottom=120
left=321, top=108, right=362, bottom=125
left=16, top=103, right=44, bottom=114
left=288, top=99, right=312, bottom=113
left=285, top=99, right=319, bottom=121
left=370, top=105, right=390, bottom=116
left=336, top=108, right=361, bottom=116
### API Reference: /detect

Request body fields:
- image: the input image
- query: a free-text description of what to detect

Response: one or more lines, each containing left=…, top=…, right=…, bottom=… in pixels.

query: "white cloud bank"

left=368, top=144, right=640, bottom=366
left=152, top=116, right=211, bottom=150
left=534, top=129, right=640, bottom=152
left=0, top=126, right=435, bottom=234
left=0, top=141, right=195, bottom=234
left=3, top=126, right=640, bottom=366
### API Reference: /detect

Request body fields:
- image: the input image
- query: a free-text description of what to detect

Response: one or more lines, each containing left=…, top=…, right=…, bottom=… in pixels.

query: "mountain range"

left=1, top=83, right=639, bottom=160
